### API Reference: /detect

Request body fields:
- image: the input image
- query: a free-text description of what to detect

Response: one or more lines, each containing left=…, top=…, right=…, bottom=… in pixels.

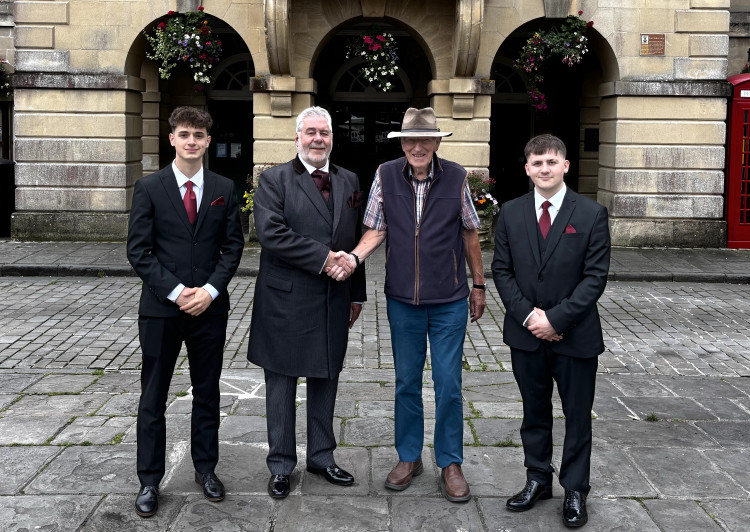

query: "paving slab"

left=695, top=421, right=750, bottom=447
left=392, top=497, right=485, bottom=532
left=80, top=494, right=188, bottom=531
left=23, top=373, right=99, bottom=393
left=627, top=447, right=740, bottom=498
left=274, top=495, right=389, bottom=532
left=25, top=446, right=140, bottom=494
left=168, top=495, right=272, bottom=532
left=2, top=393, right=111, bottom=418
left=50, top=415, right=135, bottom=445
left=703, top=448, right=750, bottom=491
left=642, top=499, right=722, bottom=531
left=617, top=396, right=716, bottom=421
left=702, top=500, right=750, bottom=532
left=0, top=447, right=60, bottom=495
left=592, top=420, right=719, bottom=447
left=0, top=494, right=102, bottom=532
left=0, top=414, right=71, bottom=444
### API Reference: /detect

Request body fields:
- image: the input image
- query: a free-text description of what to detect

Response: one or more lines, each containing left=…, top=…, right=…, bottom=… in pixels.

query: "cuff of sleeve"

left=522, top=309, right=537, bottom=327
left=167, top=283, right=185, bottom=303
left=203, top=283, right=219, bottom=300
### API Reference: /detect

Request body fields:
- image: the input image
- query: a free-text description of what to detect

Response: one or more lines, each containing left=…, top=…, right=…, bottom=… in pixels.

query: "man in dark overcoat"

left=247, top=106, right=366, bottom=499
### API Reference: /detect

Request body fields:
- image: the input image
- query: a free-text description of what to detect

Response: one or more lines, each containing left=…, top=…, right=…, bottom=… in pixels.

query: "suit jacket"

left=247, top=156, right=367, bottom=378
left=126, top=166, right=244, bottom=317
left=491, top=188, right=611, bottom=358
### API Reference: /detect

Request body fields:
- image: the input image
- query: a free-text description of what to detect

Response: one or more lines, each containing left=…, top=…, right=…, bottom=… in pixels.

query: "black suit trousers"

left=264, top=368, right=340, bottom=475
left=510, top=344, right=597, bottom=494
left=136, top=313, right=226, bottom=487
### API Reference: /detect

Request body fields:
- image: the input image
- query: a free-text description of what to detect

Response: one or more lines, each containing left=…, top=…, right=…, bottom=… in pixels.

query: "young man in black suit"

left=492, top=134, right=611, bottom=527
left=127, top=106, right=244, bottom=517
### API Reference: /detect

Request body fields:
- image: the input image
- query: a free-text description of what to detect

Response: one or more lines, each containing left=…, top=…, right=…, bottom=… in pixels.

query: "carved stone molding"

left=543, top=0, right=572, bottom=19
left=454, top=0, right=482, bottom=77
left=361, top=0, right=386, bottom=18
left=265, top=0, right=291, bottom=75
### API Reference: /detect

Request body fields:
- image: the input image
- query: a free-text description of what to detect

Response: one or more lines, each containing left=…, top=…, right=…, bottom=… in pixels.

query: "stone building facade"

left=0, top=0, right=740, bottom=246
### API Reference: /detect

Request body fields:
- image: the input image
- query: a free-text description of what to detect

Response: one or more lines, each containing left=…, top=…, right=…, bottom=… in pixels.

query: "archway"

left=313, top=22, right=433, bottom=192
left=129, top=14, right=252, bottom=202
left=490, top=17, right=606, bottom=204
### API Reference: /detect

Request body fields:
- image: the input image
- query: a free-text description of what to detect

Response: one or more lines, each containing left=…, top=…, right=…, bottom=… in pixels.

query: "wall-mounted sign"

left=741, top=90, right=750, bottom=98
left=641, top=34, right=666, bottom=56
left=216, top=143, right=227, bottom=158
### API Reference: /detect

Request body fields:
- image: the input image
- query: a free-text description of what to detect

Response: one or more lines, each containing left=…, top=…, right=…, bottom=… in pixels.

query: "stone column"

left=251, top=75, right=315, bottom=175
left=598, top=82, right=729, bottom=247
left=11, top=74, right=144, bottom=241
left=428, top=78, right=494, bottom=172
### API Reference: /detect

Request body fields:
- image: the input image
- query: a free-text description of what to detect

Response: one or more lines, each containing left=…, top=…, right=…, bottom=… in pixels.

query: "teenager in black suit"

left=492, top=134, right=610, bottom=527
left=127, top=106, right=244, bottom=517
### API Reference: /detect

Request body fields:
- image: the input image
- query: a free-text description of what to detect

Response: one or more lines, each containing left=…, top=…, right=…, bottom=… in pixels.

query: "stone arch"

left=287, top=1, right=465, bottom=80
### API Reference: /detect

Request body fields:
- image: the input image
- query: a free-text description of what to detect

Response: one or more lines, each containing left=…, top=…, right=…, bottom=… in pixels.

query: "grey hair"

left=296, top=106, right=333, bottom=132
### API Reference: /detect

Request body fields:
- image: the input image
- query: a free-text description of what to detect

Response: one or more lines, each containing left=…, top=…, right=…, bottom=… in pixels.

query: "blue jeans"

left=386, top=297, right=467, bottom=468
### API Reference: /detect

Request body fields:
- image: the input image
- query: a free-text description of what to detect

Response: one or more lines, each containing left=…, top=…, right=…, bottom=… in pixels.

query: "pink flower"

left=578, top=10, right=583, bottom=15
left=587, top=21, right=594, bottom=27
left=198, top=6, right=204, bottom=11
left=167, top=10, right=175, bottom=15
left=376, top=35, right=385, bottom=41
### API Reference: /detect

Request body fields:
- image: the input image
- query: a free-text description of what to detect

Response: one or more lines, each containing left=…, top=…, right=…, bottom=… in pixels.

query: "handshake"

left=325, top=250, right=358, bottom=281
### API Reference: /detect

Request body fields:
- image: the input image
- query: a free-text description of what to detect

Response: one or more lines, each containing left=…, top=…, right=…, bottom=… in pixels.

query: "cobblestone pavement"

left=1, top=274, right=749, bottom=531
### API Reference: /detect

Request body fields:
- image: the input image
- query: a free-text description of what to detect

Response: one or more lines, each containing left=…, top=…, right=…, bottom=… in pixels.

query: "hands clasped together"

left=526, top=307, right=562, bottom=341
left=176, top=287, right=213, bottom=316
left=324, top=250, right=358, bottom=281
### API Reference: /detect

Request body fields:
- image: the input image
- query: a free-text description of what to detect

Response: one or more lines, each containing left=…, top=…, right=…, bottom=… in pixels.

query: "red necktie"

left=312, top=170, right=330, bottom=201
left=184, top=180, right=197, bottom=224
left=539, top=200, right=551, bottom=239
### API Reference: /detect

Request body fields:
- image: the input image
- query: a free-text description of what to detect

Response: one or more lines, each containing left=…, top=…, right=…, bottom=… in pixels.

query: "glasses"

left=401, top=137, right=438, bottom=148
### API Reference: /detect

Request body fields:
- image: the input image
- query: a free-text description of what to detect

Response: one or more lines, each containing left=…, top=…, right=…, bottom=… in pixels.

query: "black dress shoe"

left=268, top=474, right=291, bottom=498
left=135, top=485, right=159, bottom=518
left=506, top=480, right=553, bottom=512
left=306, top=464, right=354, bottom=486
left=563, top=489, right=588, bottom=527
left=195, top=471, right=225, bottom=502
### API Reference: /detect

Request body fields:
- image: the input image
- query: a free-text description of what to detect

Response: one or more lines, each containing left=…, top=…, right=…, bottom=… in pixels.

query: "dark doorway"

left=0, top=101, right=13, bottom=237
left=490, top=18, right=598, bottom=204
left=207, top=99, right=253, bottom=202
left=314, top=23, right=432, bottom=193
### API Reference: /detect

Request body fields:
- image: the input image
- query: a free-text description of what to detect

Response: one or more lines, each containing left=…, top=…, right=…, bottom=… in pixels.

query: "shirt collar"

left=408, top=160, right=434, bottom=182
left=299, top=157, right=330, bottom=176
left=172, top=160, right=204, bottom=189
left=534, top=183, right=567, bottom=212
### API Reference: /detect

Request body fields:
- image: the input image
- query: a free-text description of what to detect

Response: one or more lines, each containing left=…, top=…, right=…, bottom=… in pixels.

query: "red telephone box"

left=726, top=73, right=750, bottom=248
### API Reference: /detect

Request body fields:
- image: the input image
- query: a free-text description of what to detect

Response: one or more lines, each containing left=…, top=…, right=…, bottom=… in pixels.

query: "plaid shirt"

left=363, top=162, right=480, bottom=231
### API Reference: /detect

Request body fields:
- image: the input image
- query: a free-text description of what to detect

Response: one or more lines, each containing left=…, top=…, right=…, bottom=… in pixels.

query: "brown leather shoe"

left=384, top=459, right=424, bottom=491
left=440, top=463, right=471, bottom=502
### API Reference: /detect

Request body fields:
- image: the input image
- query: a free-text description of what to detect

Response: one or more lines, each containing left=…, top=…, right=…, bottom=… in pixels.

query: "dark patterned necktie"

left=539, top=200, right=551, bottom=239
left=184, top=181, right=197, bottom=224
left=312, top=170, right=330, bottom=201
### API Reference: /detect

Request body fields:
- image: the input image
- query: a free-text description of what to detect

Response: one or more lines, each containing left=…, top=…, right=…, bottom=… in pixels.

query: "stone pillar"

left=428, top=77, right=494, bottom=171
left=251, top=75, right=315, bottom=174
left=141, top=64, right=160, bottom=177
left=598, top=82, right=729, bottom=247
left=11, top=74, right=145, bottom=241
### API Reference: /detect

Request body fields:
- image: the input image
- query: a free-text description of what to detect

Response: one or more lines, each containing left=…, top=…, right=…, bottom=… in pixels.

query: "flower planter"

left=477, top=214, right=496, bottom=249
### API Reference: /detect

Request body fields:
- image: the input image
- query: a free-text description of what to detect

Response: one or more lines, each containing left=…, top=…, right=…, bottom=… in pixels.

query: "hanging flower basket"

left=514, top=11, right=593, bottom=110
left=144, top=6, right=223, bottom=92
left=346, top=30, right=399, bottom=92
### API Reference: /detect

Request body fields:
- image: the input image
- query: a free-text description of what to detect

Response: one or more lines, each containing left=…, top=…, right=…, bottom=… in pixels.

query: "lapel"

left=194, top=171, right=216, bottom=234
left=523, top=193, right=541, bottom=268
left=293, top=156, right=332, bottom=226
left=540, top=189, right=576, bottom=269
left=330, top=164, right=346, bottom=237
left=159, top=167, right=194, bottom=234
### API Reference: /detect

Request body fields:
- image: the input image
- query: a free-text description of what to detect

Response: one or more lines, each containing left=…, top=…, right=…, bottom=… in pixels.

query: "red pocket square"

left=564, top=224, right=576, bottom=234
left=210, top=196, right=225, bottom=206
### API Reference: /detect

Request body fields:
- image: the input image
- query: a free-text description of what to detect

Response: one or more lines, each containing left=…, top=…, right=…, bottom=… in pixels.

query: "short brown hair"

left=168, top=106, right=213, bottom=133
left=524, top=134, right=567, bottom=160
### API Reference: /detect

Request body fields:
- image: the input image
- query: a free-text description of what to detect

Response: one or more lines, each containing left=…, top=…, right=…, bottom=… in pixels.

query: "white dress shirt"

left=166, top=160, right=219, bottom=303
left=524, top=183, right=568, bottom=327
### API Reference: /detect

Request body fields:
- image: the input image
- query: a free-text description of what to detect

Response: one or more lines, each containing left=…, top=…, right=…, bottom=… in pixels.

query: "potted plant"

left=467, top=171, right=499, bottom=247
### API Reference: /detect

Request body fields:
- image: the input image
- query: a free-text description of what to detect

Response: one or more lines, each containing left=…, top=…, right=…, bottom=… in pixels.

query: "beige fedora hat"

left=387, top=107, right=453, bottom=138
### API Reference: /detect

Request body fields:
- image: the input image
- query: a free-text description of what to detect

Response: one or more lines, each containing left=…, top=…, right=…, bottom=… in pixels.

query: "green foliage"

left=467, top=171, right=499, bottom=217
left=144, top=6, right=222, bottom=92
left=514, top=11, right=593, bottom=110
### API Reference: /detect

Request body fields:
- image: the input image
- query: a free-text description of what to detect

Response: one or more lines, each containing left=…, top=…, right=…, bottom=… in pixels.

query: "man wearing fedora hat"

left=332, top=107, right=486, bottom=502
